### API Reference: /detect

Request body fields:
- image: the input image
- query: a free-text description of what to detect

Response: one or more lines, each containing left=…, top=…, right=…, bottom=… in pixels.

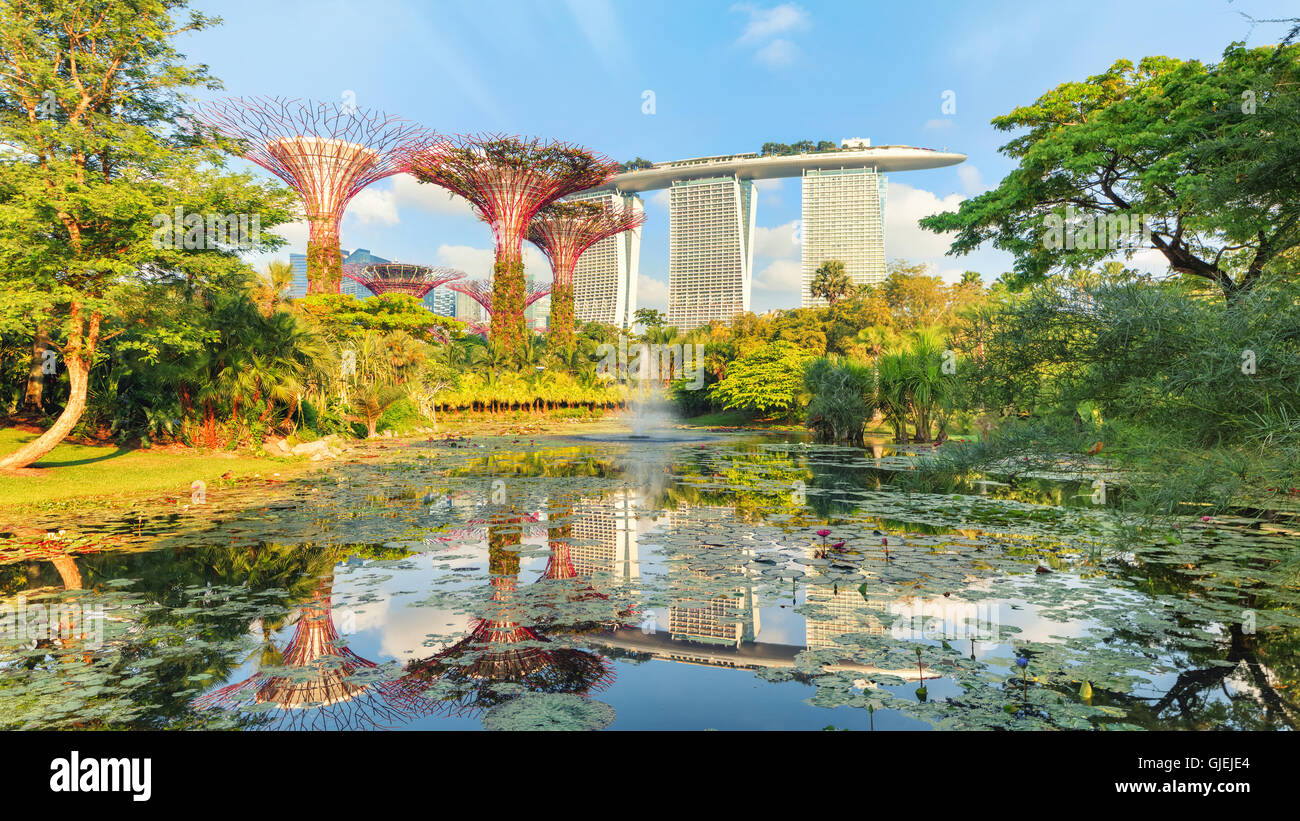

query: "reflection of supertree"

left=527, top=200, right=645, bottom=349
left=193, top=577, right=431, bottom=730
left=195, top=97, right=432, bottom=294
left=342, top=262, right=465, bottom=299
left=406, top=135, right=617, bottom=347
left=541, top=505, right=609, bottom=596
left=396, top=521, right=614, bottom=717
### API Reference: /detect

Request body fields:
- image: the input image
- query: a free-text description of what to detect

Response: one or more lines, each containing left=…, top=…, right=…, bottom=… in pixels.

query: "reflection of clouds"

left=753, top=603, right=804, bottom=646
left=331, top=552, right=484, bottom=662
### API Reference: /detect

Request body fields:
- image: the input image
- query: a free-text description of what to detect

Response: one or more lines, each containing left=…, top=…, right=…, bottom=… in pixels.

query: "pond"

left=2, top=434, right=1297, bottom=730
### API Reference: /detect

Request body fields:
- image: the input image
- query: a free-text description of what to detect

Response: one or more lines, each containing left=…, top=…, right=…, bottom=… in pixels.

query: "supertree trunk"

left=549, top=282, right=576, bottom=350
left=492, top=251, right=527, bottom=349
left=307, top=219, right=343, bottom=294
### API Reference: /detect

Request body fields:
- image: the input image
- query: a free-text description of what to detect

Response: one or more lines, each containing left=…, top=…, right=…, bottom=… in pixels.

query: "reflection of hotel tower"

left=666, top=504, right=760, bottom=648
left=804, top=577, right=887, bottom=649
left=568, top=490, right=641, bottom=582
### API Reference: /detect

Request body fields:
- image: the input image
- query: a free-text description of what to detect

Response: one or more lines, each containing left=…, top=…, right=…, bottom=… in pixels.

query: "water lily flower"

left=1015, top=656, right=1028, bottom=668
left=816, top=529, right=831, bottom=538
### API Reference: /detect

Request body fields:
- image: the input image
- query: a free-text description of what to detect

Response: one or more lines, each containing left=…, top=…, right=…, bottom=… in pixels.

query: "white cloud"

left=342, top=173, right=477, bottom=227
left=885, top=182, right=967, bottom=260
left=753, top=219, right=800, bottom=259
left=435, top=243, right=551, bottom=281
left=753, top=258, right=801, bottom=291
left=732, top=2, right=810, bottom=44
left=638, top=274, right=669, bottom=309
left=648, top=188, right=670, bottom=210
left=347, top=188, right=400, bottom=226
left=390, top=173, right=478, bottom=217
left=957, top=165, right=988, bottom=196
left=754, top=178, right=784, bottom=205
left=754, top=38, right=799, bottom=68
left=883, top=181, right=1018, bottom=281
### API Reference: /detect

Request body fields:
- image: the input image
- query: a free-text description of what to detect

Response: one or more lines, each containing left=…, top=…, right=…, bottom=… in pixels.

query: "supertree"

left=192, top=577, right=433, bottom=730
left=195, top=96, right=433, bottom=294
left=448, top=277, right=551, bottom=334
left=405, top=134, right=618, bottom=349
left=342, top=262, right=465, bottom=299
left=527, top=200, right=645, bottom=349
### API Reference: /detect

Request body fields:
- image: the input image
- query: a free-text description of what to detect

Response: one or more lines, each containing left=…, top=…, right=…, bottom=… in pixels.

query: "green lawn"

left=0, top=428, right=299, bottom=513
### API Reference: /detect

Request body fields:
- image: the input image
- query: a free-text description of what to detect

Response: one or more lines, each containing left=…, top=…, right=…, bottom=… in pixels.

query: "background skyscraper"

left=800, top=165, right=887, bottom=306
left=564, top=189, right=643, bottom=330
left=667, top=175, right=755, bottom=331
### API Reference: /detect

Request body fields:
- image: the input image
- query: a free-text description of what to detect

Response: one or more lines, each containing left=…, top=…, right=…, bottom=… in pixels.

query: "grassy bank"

left=0, top=413, right=634, bottom=517
left=0, top=429, right=301, bottom=515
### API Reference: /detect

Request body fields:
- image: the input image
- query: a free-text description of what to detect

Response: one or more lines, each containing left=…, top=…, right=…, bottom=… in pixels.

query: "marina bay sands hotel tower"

left=570, top=140, right=964, bottom=331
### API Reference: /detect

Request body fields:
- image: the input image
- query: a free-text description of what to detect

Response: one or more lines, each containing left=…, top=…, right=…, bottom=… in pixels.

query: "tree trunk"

left=23, top=326, right=50, bottom=410
left=1, top=305, right=99, bottom=471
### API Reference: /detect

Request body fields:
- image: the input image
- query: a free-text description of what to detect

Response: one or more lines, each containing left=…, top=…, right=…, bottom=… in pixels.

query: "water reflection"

left=1, top=436, right=1296, bottom=730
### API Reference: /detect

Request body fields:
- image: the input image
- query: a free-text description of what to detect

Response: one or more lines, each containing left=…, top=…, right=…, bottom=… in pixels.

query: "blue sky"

left=185, top=0, right=1298, bottom=312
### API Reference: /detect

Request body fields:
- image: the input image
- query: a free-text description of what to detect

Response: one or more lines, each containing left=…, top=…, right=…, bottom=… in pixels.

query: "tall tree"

left=0, top=0, right=294, bottom=470
left=633, top=307, right=666, bottom=331
left=920, top=43, right=1300, bottom=301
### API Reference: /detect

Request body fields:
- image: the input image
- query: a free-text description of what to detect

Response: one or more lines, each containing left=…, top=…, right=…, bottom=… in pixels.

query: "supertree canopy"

left=448, top=277, right=551, bottom=324
left=342, top=262, right=466, bottom=299
left=405, top=134, right=618, bottom=349
left=192, top=578, right=433, bottom=730
left=195, top=97, right=433, bottom=294
left=527, top=200, right=646, bottom=349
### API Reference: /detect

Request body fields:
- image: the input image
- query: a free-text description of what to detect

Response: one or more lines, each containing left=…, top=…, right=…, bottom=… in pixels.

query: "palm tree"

left=810, top=259, right=853, bottom=305
left=902, top=328, right=951, bottom=443
left=348, top=383, right=406, bottom=438
left=875, top=353, right=911, bottom=444
left=254, top=260, right=296, bottom=316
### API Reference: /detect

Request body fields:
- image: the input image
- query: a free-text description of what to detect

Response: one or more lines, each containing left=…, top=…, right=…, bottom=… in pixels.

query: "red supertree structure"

left=405, top=134, right=618, bottom=349
left=342, top=262, right=466, bottom=299
left=193, top=578, right=433, bottom=730
left=448, top=278, right=551, bottom=336
left=195, top=96, right=434, bottom=294
left=527, top=200, right=646, bottom=349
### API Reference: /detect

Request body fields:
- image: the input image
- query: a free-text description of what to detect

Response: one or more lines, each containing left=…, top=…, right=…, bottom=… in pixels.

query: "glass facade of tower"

left=800, top=167, right=887, bottom=307
left=667, top=175, right=755, bottom=331
left=565, top=189, right=643, bottom=329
